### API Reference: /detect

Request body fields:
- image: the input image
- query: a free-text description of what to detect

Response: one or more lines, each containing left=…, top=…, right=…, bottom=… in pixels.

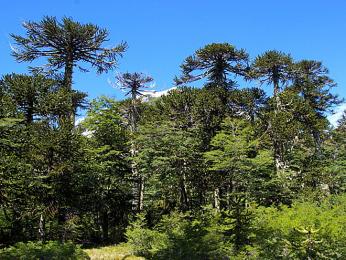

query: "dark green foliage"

left=175, top=43, right=248, bottom=90
left=79, top=97, right=131, bottom=243
left=11, top=16, right=126, bottom=123
left=229, top=87, right=268, bottom=122
left=11, top=16, right=127, bottom=78
left=293, top=60, right=339, bottom=117
left=250, top=50, right=293, bottom=96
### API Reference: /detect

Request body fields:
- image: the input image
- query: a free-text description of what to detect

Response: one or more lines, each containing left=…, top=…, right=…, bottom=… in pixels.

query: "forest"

left=1, top=16, right=346, bottom=259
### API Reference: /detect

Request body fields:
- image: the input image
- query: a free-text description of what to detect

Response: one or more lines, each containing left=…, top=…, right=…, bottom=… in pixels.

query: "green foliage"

left=2, top=16, right=346, bottom=258
left=125, top=213, right=169, bottom=258
left=126, top=209, right=234, bottom=259
left=175, top=42, right=248, bottom=90
left=253, top=195, right=346, bottom=259
left=11, top=16, right=127, bottom=76
left=78, top=96, right=131, bottom=243
left=251, top=50, right=293, bottom=90
left=0, top=241, right=89, bottom=260
left=125, top=195, right=346, bottom=259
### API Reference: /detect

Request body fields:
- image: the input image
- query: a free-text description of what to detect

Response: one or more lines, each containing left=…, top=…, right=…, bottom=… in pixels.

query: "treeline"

left=1, top=16, right=346, bottom=259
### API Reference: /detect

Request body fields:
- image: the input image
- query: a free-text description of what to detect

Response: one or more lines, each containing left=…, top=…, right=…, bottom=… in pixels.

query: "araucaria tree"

left=293, top=60, right=340, bottom=153
left=251, top=50, right=294, bottom=171
left=11, top=16, right=127, bottom=122
left=116, top=72, right=154, bottom=212
left=251, top=51, right=293, bottom=99
left=175, top=43, right=248, bottom=90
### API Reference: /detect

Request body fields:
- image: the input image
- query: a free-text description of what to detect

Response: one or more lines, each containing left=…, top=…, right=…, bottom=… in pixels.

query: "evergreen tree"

left=80, top=97, right=131, bottom=243
left=175, top=43, right=248, bottom=90
left=293, top=60, right=340, bottom=153
left=250, top=50, right=294, bottom=171
left=11, top=16, right=127, bottom=122
left=115, top=72, right=154, bottom=212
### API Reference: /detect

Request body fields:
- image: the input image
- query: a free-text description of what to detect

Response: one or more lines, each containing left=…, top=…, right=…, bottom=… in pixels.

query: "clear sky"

left=1, top=1, right=345, bottom=121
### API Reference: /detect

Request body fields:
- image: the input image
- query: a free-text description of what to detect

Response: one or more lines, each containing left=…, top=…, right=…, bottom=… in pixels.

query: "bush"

left=253, top=194, right=346, bottom=259
left=126, top=195, right=346, bottom=259
left=125, top=213, right=169, bottom=258
left=126, top=210, right=233, bottom=259
left=0, top=241, right=90, bottom=260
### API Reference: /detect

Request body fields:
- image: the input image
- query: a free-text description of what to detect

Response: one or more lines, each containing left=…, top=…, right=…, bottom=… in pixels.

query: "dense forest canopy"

left=1, top=16, right=346, bottom=259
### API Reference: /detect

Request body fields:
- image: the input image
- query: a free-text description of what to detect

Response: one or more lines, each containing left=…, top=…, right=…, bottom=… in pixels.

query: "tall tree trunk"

left=26, top=95, right=34, bottom=124
left=274, top=139, right=286, bottom=172
left=179, top=162, right=189, bottom=211
left=272, top=69, right=280, bottom=103
left=64, top=59, right=73, bottom=91
left=130, top=98, right=144, bottom=212
left=101, top=211, right=109, bottom=242
left=272, top=70, right=286, bottom=172
left=38, top=213, right=45, bottom=242
left=63, top=58, right=75, bottom=124
left=130, top=141, right=139, bottom=211
left=58, top=208, right=66, bottom=242
left=213, top=188, right=220, bottom=211
left=138, top=176, right=144, bottom=211
left=179, top=177, right=189, bottom=211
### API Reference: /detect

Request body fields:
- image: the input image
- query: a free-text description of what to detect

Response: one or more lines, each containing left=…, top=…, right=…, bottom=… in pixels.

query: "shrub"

left=0, top=241, right=90, bottom=260
left=126, top=210, right=233, bottom=259
left=125, top=213, right=169, bottom=258
left=253, top=194, right=346, bottom=259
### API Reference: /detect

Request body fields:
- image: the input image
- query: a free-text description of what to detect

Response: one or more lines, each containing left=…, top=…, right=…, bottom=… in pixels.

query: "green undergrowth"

left=0, top=241, right=89, bottom=260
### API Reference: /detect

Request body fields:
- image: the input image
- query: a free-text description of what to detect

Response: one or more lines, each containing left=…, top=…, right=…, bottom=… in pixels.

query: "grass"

left=84, top=244, right=144, bottom=260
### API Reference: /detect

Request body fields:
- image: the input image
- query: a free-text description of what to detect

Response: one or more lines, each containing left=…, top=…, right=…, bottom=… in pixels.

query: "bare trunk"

left=26, top=96, right=34, bottom=124
left=101, top=211, right=109, bottom=242
left=180, top=159, right=189, bottom=210
left=274, top=140, right=286, bottom=172
left=64, top=59, right=73, bottom=91
left=138, top=176, right=144, bottom=211
left=130, top=97, right=144, bottom=212
left=38, top=213, right=45, bottom=242
left=130, top=141, right=139, bottom=211
left=63, top=58, right=75, bottom=124
left=180, top=173, right=189, bottom=211
left=213, top=188, right=220, bottom=211
left=272, top=71, right=286, bottom=172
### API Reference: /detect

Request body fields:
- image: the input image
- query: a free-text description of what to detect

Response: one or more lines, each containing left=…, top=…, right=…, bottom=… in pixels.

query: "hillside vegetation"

left=1, top=16, right=346, bottom=259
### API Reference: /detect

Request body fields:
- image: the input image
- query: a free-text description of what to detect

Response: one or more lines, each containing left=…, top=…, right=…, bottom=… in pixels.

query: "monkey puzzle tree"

left=251, top=50, right=293, bottom=105
left=11, top=16, right=127, bottom=122
left=116, top=72, right=154, bottom=212
left=175, top=43, right=248, bottom=90
left=116, top=72, right=154, bottom=133
left=0, top=73, right=60, bottom=124
left=292, top=60, right=340, bottom=153
left=250, top=50, right=294, bottom=172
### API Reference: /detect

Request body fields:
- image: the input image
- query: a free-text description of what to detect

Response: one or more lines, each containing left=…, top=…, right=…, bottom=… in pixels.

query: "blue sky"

left=1, top=1, right=346, bottom=122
